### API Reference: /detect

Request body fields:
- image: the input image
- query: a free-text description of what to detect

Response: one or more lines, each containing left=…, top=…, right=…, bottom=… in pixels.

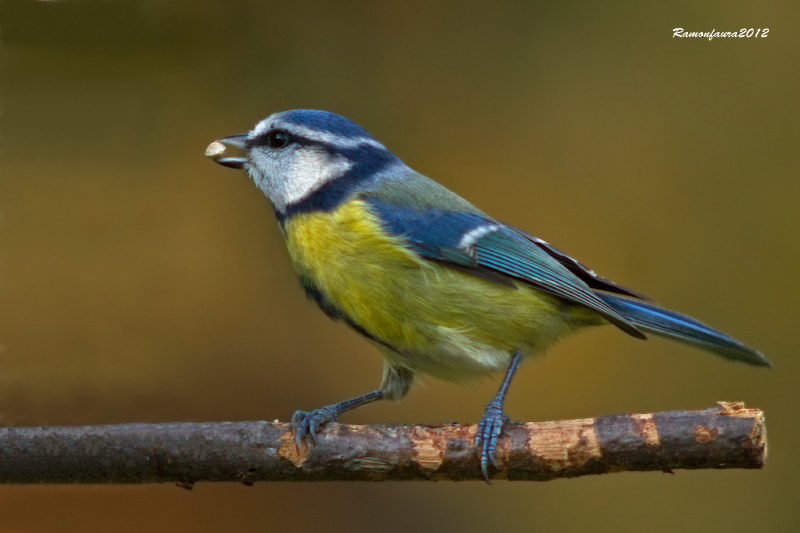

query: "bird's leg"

left=475, top=350, right=523, bottom=482
left=292, top=390, right=384, bottom=450
left=292, top=363, right=413, bottom=450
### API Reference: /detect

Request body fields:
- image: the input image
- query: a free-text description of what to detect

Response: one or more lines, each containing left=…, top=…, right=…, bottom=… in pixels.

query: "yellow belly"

left=283, top=200, right=599, bottom=381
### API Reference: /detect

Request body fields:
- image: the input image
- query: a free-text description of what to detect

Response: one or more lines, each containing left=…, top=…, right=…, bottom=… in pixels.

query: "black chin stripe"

left=279, top=144, right=400, bottom=219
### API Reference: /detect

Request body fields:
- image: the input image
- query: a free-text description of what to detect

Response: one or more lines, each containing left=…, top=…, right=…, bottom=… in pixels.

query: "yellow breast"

left=283, top=199, right=593, bottom=381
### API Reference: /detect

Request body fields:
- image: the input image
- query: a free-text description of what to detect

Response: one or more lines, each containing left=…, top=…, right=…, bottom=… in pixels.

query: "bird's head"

left=208, top=109, right=404, bottom=214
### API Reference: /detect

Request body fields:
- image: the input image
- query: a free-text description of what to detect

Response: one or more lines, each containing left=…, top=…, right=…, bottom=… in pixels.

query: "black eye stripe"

left=250, top=129, right=363, bottom=153
left=251, top=129, right=321, bottom=149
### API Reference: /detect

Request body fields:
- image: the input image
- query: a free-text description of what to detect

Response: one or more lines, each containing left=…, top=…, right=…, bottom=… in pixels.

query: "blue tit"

left=208, top=109, right=768, bottom=481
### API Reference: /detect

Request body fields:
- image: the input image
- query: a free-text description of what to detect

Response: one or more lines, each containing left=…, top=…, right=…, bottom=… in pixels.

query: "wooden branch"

left=0, top=402, right=764, bottom=485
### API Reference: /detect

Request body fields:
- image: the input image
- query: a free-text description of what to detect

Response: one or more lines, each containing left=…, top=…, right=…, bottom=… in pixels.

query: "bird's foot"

left=291, top=405, right=340, bottom=450
left=475, top=395, right=510, bottom=482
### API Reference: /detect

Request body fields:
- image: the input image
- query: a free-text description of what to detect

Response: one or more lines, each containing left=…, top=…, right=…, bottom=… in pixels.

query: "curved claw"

left=291, top=407, right=339, bottom=451
left=475, top=398, right=510, bottom=483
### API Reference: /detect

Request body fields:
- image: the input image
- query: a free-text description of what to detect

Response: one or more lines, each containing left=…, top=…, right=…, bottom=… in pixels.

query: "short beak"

left=206, top=134, right=249, bottom=169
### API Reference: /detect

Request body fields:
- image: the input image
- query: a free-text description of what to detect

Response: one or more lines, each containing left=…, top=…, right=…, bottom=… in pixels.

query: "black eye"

left=265, top=130, right=291, bottom=149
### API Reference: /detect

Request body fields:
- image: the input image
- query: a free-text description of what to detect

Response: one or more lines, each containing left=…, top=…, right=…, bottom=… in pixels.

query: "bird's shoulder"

left=356, top=173, right=647, bottom=333
left=359, top=170, right=485, bottom=215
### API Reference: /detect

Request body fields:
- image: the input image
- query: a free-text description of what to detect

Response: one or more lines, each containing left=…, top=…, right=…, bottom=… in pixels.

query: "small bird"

left=208, top=109, right=768, bottom=481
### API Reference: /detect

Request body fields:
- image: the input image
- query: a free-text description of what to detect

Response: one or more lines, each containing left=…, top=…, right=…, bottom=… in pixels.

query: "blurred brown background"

left=0, top=1, right=797, bottom=531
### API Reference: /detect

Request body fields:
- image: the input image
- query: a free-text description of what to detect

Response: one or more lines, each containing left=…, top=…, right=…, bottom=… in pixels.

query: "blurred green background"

left=0, top=1, right=797, bottom=531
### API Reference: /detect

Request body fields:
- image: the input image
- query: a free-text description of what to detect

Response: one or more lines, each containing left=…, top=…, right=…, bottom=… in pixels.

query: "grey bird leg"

left=476, top=350, right=523, bottom=482
left=292, top=363, right=413, bottom=450
left=292, top=390, right=384, bottom=450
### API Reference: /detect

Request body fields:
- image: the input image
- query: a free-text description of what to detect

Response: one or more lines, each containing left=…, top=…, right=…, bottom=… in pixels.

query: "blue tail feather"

left=596, top=292, right=770, bottom=367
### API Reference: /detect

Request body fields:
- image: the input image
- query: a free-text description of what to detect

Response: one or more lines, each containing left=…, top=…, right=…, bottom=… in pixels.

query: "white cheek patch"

left=248, top=148, right=353, bottom=212
left=283, top=151, right=353, bottom=206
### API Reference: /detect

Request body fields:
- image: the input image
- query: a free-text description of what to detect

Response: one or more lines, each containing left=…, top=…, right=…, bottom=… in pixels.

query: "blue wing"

left=365, top=199, right=646, bottom=339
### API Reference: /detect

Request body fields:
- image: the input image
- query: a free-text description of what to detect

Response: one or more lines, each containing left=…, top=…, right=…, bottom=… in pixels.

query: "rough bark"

left=0, top=402, right=765, bottom=485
